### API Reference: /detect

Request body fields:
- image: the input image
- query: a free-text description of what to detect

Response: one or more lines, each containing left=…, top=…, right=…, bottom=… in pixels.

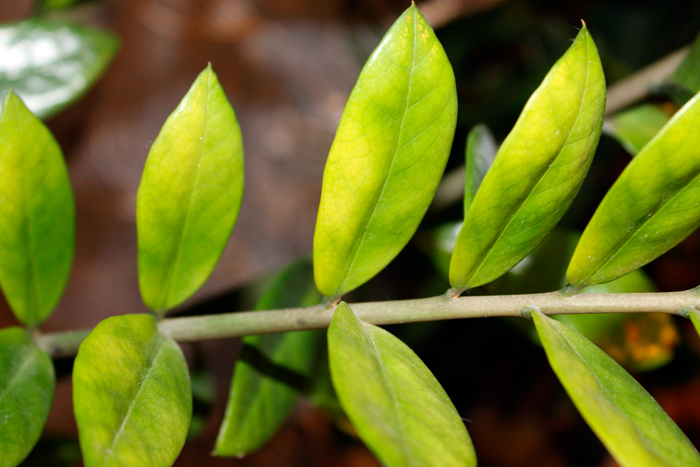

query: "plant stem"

left=35, top=289, right=700, bottom=358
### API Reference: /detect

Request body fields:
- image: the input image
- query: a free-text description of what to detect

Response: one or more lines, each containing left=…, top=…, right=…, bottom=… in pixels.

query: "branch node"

left=521, top=305, right=540, bottom=319
left=560, top=284, right=583, bottom=297
left=444, top=287, right=465, bottom=300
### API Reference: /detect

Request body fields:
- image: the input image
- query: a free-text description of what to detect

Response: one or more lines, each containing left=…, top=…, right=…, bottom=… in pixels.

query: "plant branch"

left=35, top=289, right=700, bottom=358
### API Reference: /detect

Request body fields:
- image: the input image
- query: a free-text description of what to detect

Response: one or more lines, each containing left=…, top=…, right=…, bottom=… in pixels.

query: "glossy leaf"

left=328, top=302, right=475, bottom=467
left=137, top=65, right=245, bottom=313
left=0, top=327, right=54, bottom=467
left=313, top=4, right=457, bottom=299
left=605, top=104, right=670, bottom=156
left=533, top=310, right=700, bottom=467
left=449, top=25, right=605, bottom=291
left=0, top=91, right=74, bottom=327
left=73, top=314, right=191, bottom=467
left=464, top=124, right=497, bottom=217
left=568, top=91, right=700, bottom=286
left=0, top=19, right=118, bottom=119
left=215, top=261, right=322, bottom=457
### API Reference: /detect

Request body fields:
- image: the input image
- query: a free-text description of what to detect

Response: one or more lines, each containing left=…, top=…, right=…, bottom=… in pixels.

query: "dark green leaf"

left=0, top=327, right=54, bottom=467
left=568, top=91, right=700, bottom=286
left=533, top=310, right=700, bottom=467
left=605, top=104, right=670, bottom=156
left=0, top=19, right=118, bottom=119
left=449, top=25, right=605, bottom=291
left=464, top=124, right=497, bottom=217
left=328, top=302, right=476, bottom=467
left=313, top=4, right=457, bottom=299
left=0, top=91, right=74, bottom=327
left=73, top=314, right=191, bottom=467
left=137, top=65, right=245, bottom=313
left=215, top=261, right=322, bottom=457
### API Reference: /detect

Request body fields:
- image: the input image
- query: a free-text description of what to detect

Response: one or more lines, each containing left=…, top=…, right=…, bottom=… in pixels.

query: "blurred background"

left=1, top=0, right=700, bottom=465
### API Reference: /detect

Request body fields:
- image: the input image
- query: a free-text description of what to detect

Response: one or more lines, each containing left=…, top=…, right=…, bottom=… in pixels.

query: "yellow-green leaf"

left=533, top=310, right=700, bottom=467
left=73, top=315, right=191, bottom=467
left=464, top=124, right=497, bottom=217
left=0, top=19, right=118, bottom=119
left=0, top=91, right=75, bottom=327
left=691, top=309, right=700, bottom=337
left=0, top=327, right=54, bottom=467
left=137, top=65, right=244, bottom=313
left=215, top=261, right=322, bottom=457
left=568, top=91, right=700, bottom=287
left=313, top=4, right=457, bottom=299
left=449, top=25, right=605, bottom=291
left=328, top=302, right=476, bottom=467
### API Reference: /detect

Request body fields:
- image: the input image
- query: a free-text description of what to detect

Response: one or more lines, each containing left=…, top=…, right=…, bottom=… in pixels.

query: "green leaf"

left=137, top=65, right=245, bottom=313
left=464, top=124, right=497, bottom=217
left=449, top=25, right=605, bottom=291
left=691, top=309, right=700, bottom=337
left=328, top=302, right=475, bottom=467
left=0, top=327, right=54, bottom=467
left=568, top=91, right=700, bottom=287
left=37, top=0, right=86, bottom=10
left=0, top=91, right=74, bottom=327
left=73, top=314, right=191, bottom=467
left=0, top=19, right=118, bottom=119
left=313, top=4, right=457, bottom=299
left=532, top=310, right=700, bottom=467
left=605, top=104, right=670, bottom=156
left=215, top=261, right=322, bottom=457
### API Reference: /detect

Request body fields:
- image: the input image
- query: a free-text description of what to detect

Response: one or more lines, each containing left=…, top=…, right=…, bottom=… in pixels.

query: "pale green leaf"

left=328, top=302, right=475, bottom=467
left=0, top=19, right=118, bottom=119
left=73, top=314, right=192, bottom=467
left=0, top=91, right=74, bottom=327
left=313, top=4, right=457, bottom=299
left=137, top=65, right=244, bottom=313
left=215, top=261, right=322, bottom=457
left=0, top=327, right=54, bottom=467
left=568, top=91, right=700, bottom=286
left=464, top=124, right=497, bottom=217
left=449, top=25, right=605, bottom=290
left=605, top=104, right=670, bottom=156
left=533, top=310, right=700, bottom=467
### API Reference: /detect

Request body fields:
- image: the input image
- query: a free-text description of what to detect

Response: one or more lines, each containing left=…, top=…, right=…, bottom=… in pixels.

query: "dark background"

left=1, top=0, right=700, bottom=465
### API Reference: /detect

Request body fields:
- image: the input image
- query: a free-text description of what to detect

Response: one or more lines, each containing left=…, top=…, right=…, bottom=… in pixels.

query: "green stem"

left=35, top=290, right=700, bottom=358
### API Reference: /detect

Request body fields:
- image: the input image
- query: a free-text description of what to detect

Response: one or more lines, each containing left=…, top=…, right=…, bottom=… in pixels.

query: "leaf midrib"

left=544, top=317, right=668, bottom=466
left=466, top=36, right=592, bottom=286
left=101, top=337, right=167, bottom=466
left=14, top=98, right=41, bottom=325
left=159, top=71, right=213, bottom=311
left=358, top=321, right=416, bottom=467
left=0, top=344, right=38, bottom=406
left=335, top=8, right=419, bottom=297
left=587, top=168, right=700, bottom=284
